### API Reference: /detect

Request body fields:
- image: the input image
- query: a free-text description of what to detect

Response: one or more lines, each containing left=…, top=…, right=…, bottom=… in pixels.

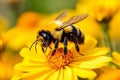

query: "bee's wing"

left=55, top=11, right=67, bottom=21
left=56, top=14, right=88, bottom=31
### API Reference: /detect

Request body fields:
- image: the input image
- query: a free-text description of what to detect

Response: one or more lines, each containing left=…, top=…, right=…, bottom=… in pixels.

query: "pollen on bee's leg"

left=46, top=48, right=73, bottom=69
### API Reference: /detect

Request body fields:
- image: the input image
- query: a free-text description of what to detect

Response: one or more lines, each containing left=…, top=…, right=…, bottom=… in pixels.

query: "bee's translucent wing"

left=55, top=11, right=67, bottom=21
left=63, top=14, right=88, bottom=26
left=56, top=14, right=88, bottom=31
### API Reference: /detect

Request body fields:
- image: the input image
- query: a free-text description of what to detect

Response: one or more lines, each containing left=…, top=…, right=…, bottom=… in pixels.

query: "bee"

left=30, top=11, right=88, bottom=56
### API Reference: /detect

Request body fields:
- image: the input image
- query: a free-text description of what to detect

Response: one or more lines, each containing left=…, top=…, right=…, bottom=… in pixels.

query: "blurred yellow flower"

left=3, top=11, right=44, bottom=50
left=76, top=0, right=120, bottom=21
left=0, top=51, right=22, bottom=80
left=109, top=11, right=120, bottom=40
left=0, top=35, right=4, bottom=51
left=75, top=15, right=103, bottom=39
left=3, top=27, right=37, bottom=50
left=76, top=4, right=103, bottom=40
left=17, top=12, right=42, bottom=30
left=12, top=36, right=111, bottom=80
left=96, top=67, right=120, bottom=80
left=112, top=52, right=120, bottom=67
left=0, top=15, right=8, bottom=32
left=76, top=0, right=120, bottom=48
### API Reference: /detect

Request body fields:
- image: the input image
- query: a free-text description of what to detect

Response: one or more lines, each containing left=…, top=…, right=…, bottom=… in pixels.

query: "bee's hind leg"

left=71, top=34, right=84, bottom=56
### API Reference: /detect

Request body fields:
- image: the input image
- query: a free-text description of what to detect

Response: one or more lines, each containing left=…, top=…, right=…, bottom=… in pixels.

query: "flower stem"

left=99, top=21, right=113, bottom=56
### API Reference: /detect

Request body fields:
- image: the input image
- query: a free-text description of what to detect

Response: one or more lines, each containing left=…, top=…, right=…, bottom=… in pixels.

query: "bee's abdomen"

left=77, top=29, right=84, bottom=44
left=60, top=25, right=84, bottom=44
left=70, top=25, right=84, bottom=44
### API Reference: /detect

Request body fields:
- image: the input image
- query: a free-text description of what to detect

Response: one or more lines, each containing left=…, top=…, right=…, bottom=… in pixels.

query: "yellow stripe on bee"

left=42, top=20, right=63, bottom=40
left=44, top=20, right=62, bottom=33
left=53, top=30, right=63, bottom=40
left=64, top=26, right=72, bottom=33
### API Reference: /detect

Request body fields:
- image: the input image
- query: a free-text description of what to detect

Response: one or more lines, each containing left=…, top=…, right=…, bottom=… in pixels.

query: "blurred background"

left=0, top=0, right=120, bottom=80
left=0, top=0, right=77, bottom=28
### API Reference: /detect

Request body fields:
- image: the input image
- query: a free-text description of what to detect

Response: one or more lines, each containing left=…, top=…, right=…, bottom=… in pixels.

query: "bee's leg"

left=49, top=46, right=52, bottom=49
left=71, top=34, right=84, bottom=56
left=41, top=47, right=45, bottom=53
left=51, top=40, right=59, bottom=56
left=45, top=42, right=48, bottom=53
left=63, top=36, right=68, bottom=55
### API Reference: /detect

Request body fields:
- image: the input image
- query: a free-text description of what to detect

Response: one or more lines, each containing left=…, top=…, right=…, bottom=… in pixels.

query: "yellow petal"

left=72, top=67, right=97, bottom=79
left=35, top=69, right=56, bottom=80
left=20, top=47, right=46, bottom=62
left=112, top=52, right=120, bottom=62
left=85, top=47, right=110, bottom=55
left=79, top=35, right=97, bottom=53
left=72, top=47, right=110, bottom=62
left=71, top=36, right=97, bottom=57
left=112, top=61, right=120, bottom=66
left=11, top=75, right=21, bottom=80
left=112, top=52, right=120, bottom=66
left=47, top=70, right=60, bottom=80
left=71, top=56, right=111, bottom=69
left=63, top=66, right=73, bottom=80
left=58, top=68, right=64, bottom=80
left=17, top=68, right=54, bottom=80
left=14, top=62, right=49, bottom=72
left=72, top=73, right=78, bottom=80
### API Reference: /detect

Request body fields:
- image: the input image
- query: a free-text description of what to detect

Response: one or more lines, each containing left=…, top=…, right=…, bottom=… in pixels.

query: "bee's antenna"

left=35, top=42, right=38, bottom=53
left=29, top=40, right=38, bottom=51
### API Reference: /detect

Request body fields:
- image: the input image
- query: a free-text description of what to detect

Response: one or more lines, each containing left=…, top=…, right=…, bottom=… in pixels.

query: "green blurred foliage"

left=23, top=0, right=78, bottom=14
left=0, top=0, right=78, bottom=28
left=0, top=1, right=16, bottom=28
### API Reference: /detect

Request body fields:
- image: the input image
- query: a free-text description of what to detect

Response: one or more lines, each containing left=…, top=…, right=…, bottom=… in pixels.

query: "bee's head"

left=37, top=30, right=52, bottom=47
left=29, top=30, right=52, bottom=52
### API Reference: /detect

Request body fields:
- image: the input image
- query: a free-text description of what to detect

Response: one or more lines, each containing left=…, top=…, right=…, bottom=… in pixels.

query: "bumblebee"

left=30, top=12, right=88, bottom=56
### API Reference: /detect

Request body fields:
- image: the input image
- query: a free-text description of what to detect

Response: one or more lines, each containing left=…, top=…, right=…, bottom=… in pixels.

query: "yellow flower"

left=3, top=27, right=37, bottom=50
left=12, top=36, right=111, bottom=80
left=76, top=0, right=120, bottom=21
left=0, top=51, right=22, bottom=80
left=112, top=52, right=120, bottom=67
left=3, top=11, right=44, bottom=50
left=75, top=15, right=103, bottom=39
left=96, top=67, right=120, bottom=80
left=73, top=3, right=103, bottom=39
left=109, top=11, right=120, bottom=40
left=17, top=12, right=42, bottom=30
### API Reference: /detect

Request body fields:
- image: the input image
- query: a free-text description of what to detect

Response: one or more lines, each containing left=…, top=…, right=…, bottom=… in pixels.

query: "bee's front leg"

left=51, top=40, right=59, bottom=56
